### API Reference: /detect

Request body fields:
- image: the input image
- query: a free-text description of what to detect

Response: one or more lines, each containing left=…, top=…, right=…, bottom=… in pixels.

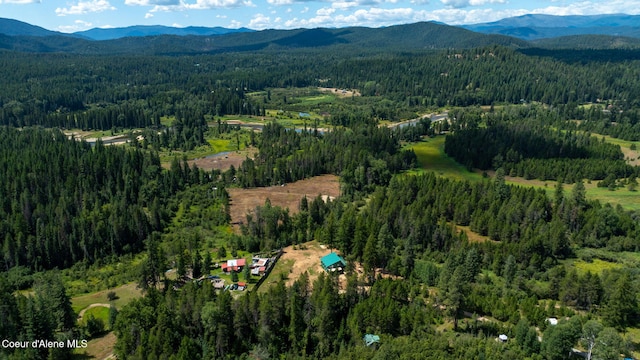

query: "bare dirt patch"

left=318, top=87, right=361, bottom=98
left=620, top=146, right=640, bottom=166
left=280, top=241, right=330, bottom=287
left=227, top=174, right=340, bottom=230
left=454, top=224, right=496, bottom=243
left=264, top=241, right=347, bottom=290
left=188, top=147, right=258, bottom=172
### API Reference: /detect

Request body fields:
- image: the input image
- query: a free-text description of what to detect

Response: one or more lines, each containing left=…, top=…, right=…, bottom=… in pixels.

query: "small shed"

left=364, top=334, right=380, bottom=347
left=321, top=252, right=346, bottom=273
left=498, top=334, right=508, bottom=342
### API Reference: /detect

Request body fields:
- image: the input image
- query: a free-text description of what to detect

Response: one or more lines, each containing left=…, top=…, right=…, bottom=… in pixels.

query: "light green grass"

left=79, top=306, right=110, bottom=326
left=407, top=137, right=484, bottom=181
left=208, top=139, right=233, bottom=153
left=259, top=259, right=293, bottom=293
left=570, top=258, right=622, bottom=275
left=71, top=282, right=144, bottom=313
left=583, top=185, right=640, bottom=211
left=296, top=94, right=335, bottom=106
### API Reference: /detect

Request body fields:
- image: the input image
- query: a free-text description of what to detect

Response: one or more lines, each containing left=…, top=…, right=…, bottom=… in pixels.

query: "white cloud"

left=248, top=13, right=272, bottom=29
left=0, top=0, right=41, bottom=3
left=332, top=1, right=358, bottom=9
left=186, top=0, right=254, bottom=9
left=57, top=19, right=93, bottom=32
left=124, top=0, right=178, bottom=5
left=55, top=0, right=116, bottom=16
left=440, top=0, right=504, bottom=8
left=316, top=7, right=335, bottom=16
left=144, top=12, right=154, bottom=18
left=228, top=19, right=242, bottom=28
left=267, top=0, right=293, bottom=5
left=301, top=6, right=308, bottom=13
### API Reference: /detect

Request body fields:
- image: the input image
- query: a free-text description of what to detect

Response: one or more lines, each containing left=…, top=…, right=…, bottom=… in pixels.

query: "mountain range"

left=0, top=14, right=639, bottom=54
left=461, top=13, right=640, bottom=40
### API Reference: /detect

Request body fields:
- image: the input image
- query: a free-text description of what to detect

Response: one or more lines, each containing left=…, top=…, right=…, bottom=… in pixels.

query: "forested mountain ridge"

left=74, top=25, right=253, bottom=41
left=2, top=15, right=640, bottom=359
left=462, top=14, right=640, bottom=40
left=0, top=19, right=527, bottom=54
left=0, top=18, right=65, bottom=37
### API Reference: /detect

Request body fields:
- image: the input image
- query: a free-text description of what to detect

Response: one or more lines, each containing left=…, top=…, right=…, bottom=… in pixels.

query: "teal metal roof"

left=363, top=334, right=380, bottom=346
left=321, top=252, right=346, bottom=269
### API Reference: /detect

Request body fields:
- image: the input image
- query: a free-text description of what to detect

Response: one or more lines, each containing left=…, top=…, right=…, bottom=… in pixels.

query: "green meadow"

left=406, top=135, right=640, bottom=211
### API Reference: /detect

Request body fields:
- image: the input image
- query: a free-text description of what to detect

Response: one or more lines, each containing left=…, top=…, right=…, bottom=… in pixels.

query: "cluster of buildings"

left=205, top=255, right=275, bottom=292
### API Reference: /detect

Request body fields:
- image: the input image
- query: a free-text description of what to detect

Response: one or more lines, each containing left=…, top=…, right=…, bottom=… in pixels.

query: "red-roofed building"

left=221, top=258, right=246, bottom=272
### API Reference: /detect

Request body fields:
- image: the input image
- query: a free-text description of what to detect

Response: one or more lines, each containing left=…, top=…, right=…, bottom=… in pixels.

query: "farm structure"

left=221, top=258, right=246, bottom=273
left=321, top=252, right=346, bottom=273
left=251, top=257, right=270, bottom=276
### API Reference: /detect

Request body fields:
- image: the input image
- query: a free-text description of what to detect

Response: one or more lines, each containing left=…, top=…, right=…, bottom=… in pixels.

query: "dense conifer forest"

left=2, top=28, right=640, bottom=359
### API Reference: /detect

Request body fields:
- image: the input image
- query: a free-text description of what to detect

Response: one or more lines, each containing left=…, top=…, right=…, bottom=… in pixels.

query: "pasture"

left=227, top=174, right=340, bottom=231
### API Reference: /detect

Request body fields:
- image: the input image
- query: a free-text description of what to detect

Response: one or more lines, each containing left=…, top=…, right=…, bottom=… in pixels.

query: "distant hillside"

left=462, top=14, right=640, bottom=40
left=0, top=21, right=528, bottom=55
left=533, top=34, right=640, bottom=49
left=75, top=25, right=253, bottom=40
left=0, top=18, right=63, bottom=37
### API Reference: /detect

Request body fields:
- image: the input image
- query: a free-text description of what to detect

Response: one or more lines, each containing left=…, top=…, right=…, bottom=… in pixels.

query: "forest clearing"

left=227, top=174, right=340, bottom=230
left=262, top=241, right=337, bottom=289
left=188, top=147, right=258, bottom=172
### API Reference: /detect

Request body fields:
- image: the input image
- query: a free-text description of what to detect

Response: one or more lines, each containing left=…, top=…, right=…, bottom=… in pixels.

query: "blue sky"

left=1, top=0, right=639, bottom=32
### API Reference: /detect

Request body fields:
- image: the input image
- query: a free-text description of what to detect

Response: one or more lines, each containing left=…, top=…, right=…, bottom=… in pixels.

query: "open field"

left=569, top=258, right=622, bottom=275
left=227, top=174, right=340, bottom=229
left=74, top=332, right=116, bottom=360
left=407, top=136, right=640, bottom=211
left=261, top=241, right=342, bottom=291
left=188, top=147, right=257, bottom=172
left=454, top=224, right=495, bottom=243
left=71, top=282, right=143, bottom=314
left=407, top=137, right=484, bottom=182
left=318, top=87, right=361, bottom=98
left=504, top=175, right=640, bottom=211
left=591, top=133, right=640, bottom=166
left=78, top=305, right=111, bottom=325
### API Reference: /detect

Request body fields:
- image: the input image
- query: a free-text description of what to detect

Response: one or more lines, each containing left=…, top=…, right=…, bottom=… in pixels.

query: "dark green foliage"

left=602, top=272, right=639, bottom=330
left=234, top=122, right=415, bottom=193
left=0, top=127, right=210, bottom=272
left=540, top=318, right=581, bottom=360
left=444, top=107, right=632, bottom=181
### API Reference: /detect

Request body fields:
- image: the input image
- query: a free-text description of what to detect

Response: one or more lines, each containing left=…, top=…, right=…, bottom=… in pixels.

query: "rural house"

left=321, top=252, right=346, bottom=273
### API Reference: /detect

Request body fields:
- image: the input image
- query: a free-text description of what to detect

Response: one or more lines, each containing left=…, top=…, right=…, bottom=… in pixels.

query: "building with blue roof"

left=321, top=252, right=346, bottom=273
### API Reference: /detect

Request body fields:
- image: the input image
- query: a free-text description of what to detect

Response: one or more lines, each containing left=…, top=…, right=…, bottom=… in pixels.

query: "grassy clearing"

left=259, top=258, right=293, bottom=293
left=208, top=138, right=233, bottom=153
left=71, top=282, right=143, bottom=313
left=73, top=331, right=117, bottom=360
left=407, top=137, right=484, bottom=182
left=406, top=137, right=640, bottom=210
left=454, top=224, right=494, bottom=243
left=79, top=306, right=110, bottom=326
left=569, top=258, right=622, bottom=275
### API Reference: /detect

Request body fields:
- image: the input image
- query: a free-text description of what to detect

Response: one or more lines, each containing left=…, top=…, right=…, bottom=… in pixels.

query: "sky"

left=1, top=0, right=639, bottom=33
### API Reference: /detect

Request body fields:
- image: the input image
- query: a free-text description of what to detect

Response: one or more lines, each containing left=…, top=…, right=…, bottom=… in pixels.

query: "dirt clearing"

left=188, top=147, right=257, bottom=172
left=264, top=241, right=345, bottom=290
left=227, top=174, right=340, bottom=230
left=318, top=87, right=361, bottom=97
